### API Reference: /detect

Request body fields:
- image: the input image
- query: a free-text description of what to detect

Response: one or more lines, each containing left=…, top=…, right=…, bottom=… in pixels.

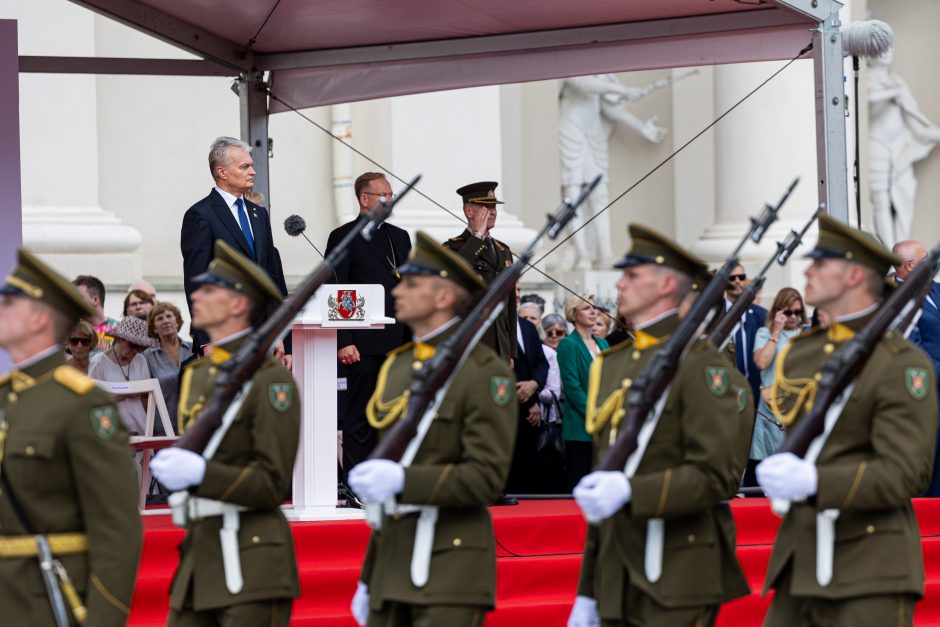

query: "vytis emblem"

left=328, top=289, right=366, bottom=320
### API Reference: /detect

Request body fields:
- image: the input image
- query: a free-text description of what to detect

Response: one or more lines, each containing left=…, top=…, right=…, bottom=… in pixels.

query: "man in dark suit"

left=506, top=304, right=549, bottom=494
left=326, top=172, right=412, bottom=469
left=725, top=263, right=767, bottom=404
left=181, top=136, right=290, bottom=362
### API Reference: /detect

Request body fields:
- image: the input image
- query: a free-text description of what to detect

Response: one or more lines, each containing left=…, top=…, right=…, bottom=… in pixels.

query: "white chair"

left=95, top=378, right=177, bottom=511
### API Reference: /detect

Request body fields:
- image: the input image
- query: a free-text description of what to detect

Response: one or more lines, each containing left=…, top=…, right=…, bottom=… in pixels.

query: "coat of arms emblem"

left=328, top=289, right=366, bottom=320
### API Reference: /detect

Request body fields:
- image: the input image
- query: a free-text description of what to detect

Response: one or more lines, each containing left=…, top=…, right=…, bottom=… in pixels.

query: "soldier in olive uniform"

left=569, top=225, right=751, bottom=626
left=150, top=240, right=300, bottom=627
left=348, top=231, right=517, bottom=627
left=443, top=181, right=517, bottom=361
left=0, top=248, right=142, bottom=626
left=756, top=215, right=937, bottom=627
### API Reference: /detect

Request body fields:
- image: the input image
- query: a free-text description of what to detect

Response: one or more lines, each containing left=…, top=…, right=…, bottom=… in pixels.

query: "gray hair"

left=542, top=312, right=568, bottom=333
left=518, top=302, right=543, bottom=318
left=209, top=136, right=252, bottom=180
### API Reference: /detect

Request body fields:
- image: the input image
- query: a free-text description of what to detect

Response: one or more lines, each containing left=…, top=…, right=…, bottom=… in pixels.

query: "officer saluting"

left=570, top=225, right=750, bottom=626
left=444, top=182, right=517, bottom=361
left=0, top=248, right=141, bottom=626
left=348, top=231, right=517, bottom=627
left=757, top=215, right=937, bottom=626
left=150, top=240, right=300, bottom=626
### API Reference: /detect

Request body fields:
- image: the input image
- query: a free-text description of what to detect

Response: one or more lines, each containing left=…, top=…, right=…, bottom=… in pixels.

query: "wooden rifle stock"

left=594, top=177, right=799, bottom=472
left=175, top=175, right=422, bottom=453
left=370, top=175, right=603, bottom=463
left=779, top=242, right=940, bottom=458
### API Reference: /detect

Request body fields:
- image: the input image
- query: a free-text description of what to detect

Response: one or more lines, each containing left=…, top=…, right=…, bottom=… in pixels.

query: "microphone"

left=284, top=215, right=326, bottom=259
left=842, top=19, right=893, bottom=59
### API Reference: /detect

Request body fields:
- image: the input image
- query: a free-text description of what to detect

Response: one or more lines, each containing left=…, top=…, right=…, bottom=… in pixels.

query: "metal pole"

left=812, top=9, right=850, bottom=223
left=239, top=71, right=271, bottom=210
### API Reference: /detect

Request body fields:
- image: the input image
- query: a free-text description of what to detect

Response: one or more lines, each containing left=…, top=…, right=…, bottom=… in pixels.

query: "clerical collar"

left=14, top=345, right=61, bottom=370
left=635, top=308, right=678, bottom=331
left=834, top=302, right=879, bottom=323
left=415, top=317, right=460, bottom=343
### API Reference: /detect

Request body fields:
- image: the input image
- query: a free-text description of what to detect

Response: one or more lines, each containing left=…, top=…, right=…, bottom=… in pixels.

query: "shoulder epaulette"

left=882, top=330, right=910, bottom=355
left=493, top=238, right=509, bottom=251
left=446, top=236, right=466, bottom=244
left=53, top=365, right=96, bottom=395
left=389, top=342, right=414, bottom=358
left=789, top=326, right=824, bottom=344
left=599, top=337, right=634, bottom=357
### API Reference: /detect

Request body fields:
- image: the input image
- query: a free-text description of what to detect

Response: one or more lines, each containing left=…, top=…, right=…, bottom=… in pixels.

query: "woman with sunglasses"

left=65, top=319, right=97, bottom=374
left=744, top=287, right=808, bottom=486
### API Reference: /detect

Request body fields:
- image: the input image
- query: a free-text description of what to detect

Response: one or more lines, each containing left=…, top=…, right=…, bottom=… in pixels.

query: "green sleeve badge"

left=269, top=383, right=294, bottom=412
left=705, top=366, right=729, bottom=397
left=735, top=387, right=747, bottom=412
left=90, top=406, right=118, bottom=440
left=490, top=377, right=513, bottom=407
left=905, top=368, right=929, bottom=400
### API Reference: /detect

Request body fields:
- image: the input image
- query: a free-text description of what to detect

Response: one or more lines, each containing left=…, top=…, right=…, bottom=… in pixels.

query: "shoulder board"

left=493, top=239, right=509, bottom=251
left=470, top=342, right=500, bottom=366
left=881, top=330, right=910, bottom=356
left=53, top=365, right=96, bottom=395
left=689, top=337, right=713, bottom=354
left=446, top=236, right=467, bottom=244
left=599, top=337, right=634, bottom=357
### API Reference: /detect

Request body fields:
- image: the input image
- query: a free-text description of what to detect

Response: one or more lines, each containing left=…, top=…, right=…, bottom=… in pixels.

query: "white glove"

left=568, top=595, right=600, bottom=627
left=573, top=471, right=632, bottom=523
left=756, top=452, right=818, bottom=500
left=150, top=448, right=207, bottom=491
left=351, top=581, right=369, bottom=626
left=348, top=460, right=405, bottom=504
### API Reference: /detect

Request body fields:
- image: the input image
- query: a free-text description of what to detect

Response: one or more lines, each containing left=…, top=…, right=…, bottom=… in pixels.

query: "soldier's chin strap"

left=169, top=382, right=254, bottom=595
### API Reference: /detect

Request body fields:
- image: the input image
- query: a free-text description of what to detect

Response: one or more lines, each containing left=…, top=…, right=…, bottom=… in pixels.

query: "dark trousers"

left=342, top=354, right=384, bottom=470
left=506, top=411, right=540, bottom=493
left=168, top=599, right=292, bottom=627
left=369, top=601, right=486, bottom=627
left=564, top=440, right=594, bottom=492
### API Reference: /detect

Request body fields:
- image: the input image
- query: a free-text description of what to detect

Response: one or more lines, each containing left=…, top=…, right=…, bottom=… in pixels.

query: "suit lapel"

left=210, top=189, right=254, bottom=258
left=246, top=201, right=264, bottom=262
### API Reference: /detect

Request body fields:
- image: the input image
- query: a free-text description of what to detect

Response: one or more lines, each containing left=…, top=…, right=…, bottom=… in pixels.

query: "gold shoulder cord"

left=585, top=355, right=629, bottom=436
left=768, top=341, right=818, bottom=427
left=176, top=368, right=203, bottom=435
left=366, top=355, right=409, bottom=429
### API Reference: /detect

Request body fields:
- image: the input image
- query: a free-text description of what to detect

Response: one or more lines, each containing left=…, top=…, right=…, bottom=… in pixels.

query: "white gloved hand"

left=150, top=448, right=207, bottom=491
left=573, top=471, right=632, bottom=523
left=756, top=452, right=818, bottom=500
left=567, top=595, right=600, bottom=627
left=348, top=460, right=405, bottom=504
left=351, top=580, right=369, bottom=626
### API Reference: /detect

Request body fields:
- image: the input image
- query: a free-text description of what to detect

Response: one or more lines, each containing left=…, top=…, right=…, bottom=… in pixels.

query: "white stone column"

left=691, top=59, right=821, bottom=297
left=331, top=104, right=357, bottom=224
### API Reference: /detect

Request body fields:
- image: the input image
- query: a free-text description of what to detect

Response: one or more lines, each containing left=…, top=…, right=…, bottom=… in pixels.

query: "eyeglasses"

left=362, top=191, right=395, bottom=200
left=546, top=329, right=566, bottom=338
left=68, top=337, right=93, bottom=347
left=782, top=309, right=803, bottom=317
left=729, top=274, right=747, bottom=282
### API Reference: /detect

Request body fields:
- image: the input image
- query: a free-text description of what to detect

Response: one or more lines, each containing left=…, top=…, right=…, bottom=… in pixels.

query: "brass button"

left=823, top=343, right=835, bottom=354
left=655, top=255, right=665, bottom=264
left=631, top=351, right=641, bottom=361
left=622, top=378, right=632, bottom=388
left=25, top=446, right=35, bottom=456
left=453, top=538, right=462, bottom=547
left=412, top=362, right=422, bottom=371
left=687, top=534, right=695, bottom=543
left=251, top=535, right=261, bottom=544
left=208, top=367, right=218, bottom=375
left=7, top=392, right=16, bottom=403
left=814, top=372, right=823, bottom=382
left=866, top=525, right=875, bottom=534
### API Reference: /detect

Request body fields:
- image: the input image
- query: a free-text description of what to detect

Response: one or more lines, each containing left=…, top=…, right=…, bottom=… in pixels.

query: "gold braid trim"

left=769, top=340, right=818, bottom=427
left=177, top=367, right=203, bottom=435
left=585, top=354, right=632, bottom=435
left=366, top=353, right=409, bottom=429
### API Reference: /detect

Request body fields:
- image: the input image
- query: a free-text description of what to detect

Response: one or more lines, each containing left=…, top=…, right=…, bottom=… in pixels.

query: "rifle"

left=175, top=175, right=421, bottom=453
left=708, top=207, right=819, bottom=351
left=594, top=177, right=799, bottom=474
left=777, top=241, right=940, bottom=460
left=369, top=174, right=602, bottom=465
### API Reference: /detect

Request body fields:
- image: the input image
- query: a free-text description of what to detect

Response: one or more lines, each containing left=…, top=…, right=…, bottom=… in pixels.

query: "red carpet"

left=129, top=498, right=940, bottom=626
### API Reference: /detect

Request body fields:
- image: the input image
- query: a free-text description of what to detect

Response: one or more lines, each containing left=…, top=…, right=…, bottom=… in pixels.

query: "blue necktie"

left=235, top=197, right=255, bottom=258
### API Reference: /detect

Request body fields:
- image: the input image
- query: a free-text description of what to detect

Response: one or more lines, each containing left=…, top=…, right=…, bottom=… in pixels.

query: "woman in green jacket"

left=556, top=293, right=609, bottom=491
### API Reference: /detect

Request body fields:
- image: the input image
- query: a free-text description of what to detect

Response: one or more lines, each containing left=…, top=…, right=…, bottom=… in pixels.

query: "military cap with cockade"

left=192, top=240, right=283, bottom=308
left=614, top=223, right=710, bottom=289
left=398, top=231, right=488, bottom=294
left=456, top=181, right=504, bottom=206
left=804, top=213, right=900, bottom=275
left=0, top=248, right=93, bottom=323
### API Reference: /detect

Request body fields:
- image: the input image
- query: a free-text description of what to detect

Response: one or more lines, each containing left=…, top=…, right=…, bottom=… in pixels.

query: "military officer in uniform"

left=443, top=181, right=517, bottom=361
left=150, top=240, right=300, bottom=626
left=347, top=231, right=517, bottom=627
left=569, top=225, right=751, bottom=626
left=0, top=248, right=141, bottom=626
left=756, top=215, right=937, bottom=626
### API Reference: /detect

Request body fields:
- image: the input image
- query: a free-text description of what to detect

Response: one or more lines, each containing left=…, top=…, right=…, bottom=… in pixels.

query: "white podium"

left=285, top=284, right=395, bottom=520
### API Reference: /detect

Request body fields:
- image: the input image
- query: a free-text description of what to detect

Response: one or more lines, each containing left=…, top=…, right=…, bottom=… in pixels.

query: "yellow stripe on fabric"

left=219, top=467, right=253, bottom=501
left=655, top=468, right=672, bottom=518
left=91, top=574, right=130, bottom=615
left=842, top=461, right=868, bottom=510
left=427, top=464, right=454, bottom=505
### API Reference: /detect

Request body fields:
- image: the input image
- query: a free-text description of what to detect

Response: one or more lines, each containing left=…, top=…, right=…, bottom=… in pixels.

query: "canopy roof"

left=70, top=0, right=824, bottom=110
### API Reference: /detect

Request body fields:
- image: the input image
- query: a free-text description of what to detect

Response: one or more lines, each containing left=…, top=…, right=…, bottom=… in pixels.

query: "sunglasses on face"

left=729, top=274, right=747, bottom=282
left=781, top=309, right=803, bottom=317
left=546, top=329, right=566, bottom=338
left=68, top=337, right=93, bottom=347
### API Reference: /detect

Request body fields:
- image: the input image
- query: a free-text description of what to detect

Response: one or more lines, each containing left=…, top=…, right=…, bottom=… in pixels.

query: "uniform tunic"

left=443, top=229, right=517, bottom=360
left=169, top=335, right=301, bottom=611
left=0, top=350, right=142, bottom=626
left=360, top=329, right=517, bottom=611
left=576, top=314, right=751, bottom=621
left=763, top=314, right=938, bottom=601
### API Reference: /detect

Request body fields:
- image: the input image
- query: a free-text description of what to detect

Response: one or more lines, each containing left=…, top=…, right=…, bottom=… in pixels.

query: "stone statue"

left=869, top=45, right=940, bottom=248
left=558, top=74, right=667, bottom=270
